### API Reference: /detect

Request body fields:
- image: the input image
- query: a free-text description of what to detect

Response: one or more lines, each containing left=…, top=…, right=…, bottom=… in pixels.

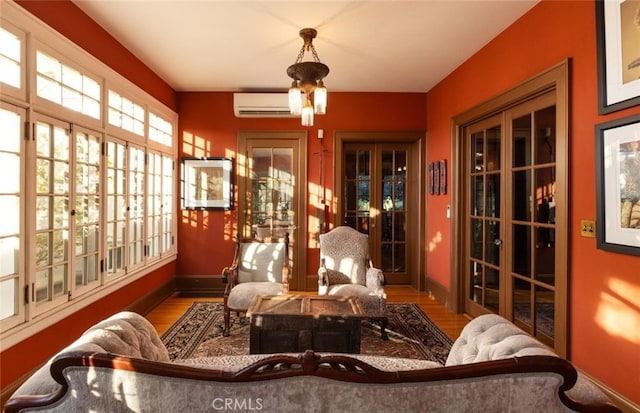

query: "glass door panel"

left=380, top=149, right=406, bottom=274
left=239, top=133, right=306, bottom=289
left=508, top=101, right=557, bottom=347
left=344, top=149, right=371, bottom=232
left=250, top=147, right=294, bottom=239
left=466, top=118, right=502, bottom=315
left=343, top=143, right=411, bottom=284
left=34, top=118, right=70, bottom=311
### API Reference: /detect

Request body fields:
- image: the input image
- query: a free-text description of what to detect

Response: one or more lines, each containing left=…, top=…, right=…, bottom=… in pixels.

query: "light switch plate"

left=580, top=220, right=596, bottom=238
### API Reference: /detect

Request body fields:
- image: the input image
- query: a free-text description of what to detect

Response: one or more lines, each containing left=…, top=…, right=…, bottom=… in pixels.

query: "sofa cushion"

left=227, top=281, right=284, bottom=310
left=445, top=313, right=556, bottom=366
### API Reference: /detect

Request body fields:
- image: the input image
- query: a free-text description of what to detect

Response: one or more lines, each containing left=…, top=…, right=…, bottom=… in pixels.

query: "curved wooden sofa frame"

left=4, top=350, right=620, bottom=413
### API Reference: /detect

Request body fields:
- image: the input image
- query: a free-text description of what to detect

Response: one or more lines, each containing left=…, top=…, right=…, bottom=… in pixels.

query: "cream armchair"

left=222, top=233, right=290, bottom=336
left=318, top=226, right=388, bottom=339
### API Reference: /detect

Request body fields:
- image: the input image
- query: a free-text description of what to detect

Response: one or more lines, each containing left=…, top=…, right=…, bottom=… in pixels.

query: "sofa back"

left=10, top=311, right=168, bottom=398
left=445, top=313, right=556, bottom=366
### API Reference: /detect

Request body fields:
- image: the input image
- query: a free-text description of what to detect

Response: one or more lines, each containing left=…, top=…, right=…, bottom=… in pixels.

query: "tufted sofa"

left=5, top=312, right=620, bottom=413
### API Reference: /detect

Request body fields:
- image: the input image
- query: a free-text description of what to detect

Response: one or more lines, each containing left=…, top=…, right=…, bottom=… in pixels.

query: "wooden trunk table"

left=246, top=295, right=365, bottom=354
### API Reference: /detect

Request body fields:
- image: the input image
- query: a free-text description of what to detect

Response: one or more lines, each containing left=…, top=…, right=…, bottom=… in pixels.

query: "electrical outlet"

left=580, top=220, right=596, bottom=238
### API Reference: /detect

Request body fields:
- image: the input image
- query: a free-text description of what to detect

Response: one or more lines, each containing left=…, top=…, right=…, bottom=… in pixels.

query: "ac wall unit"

left=233, top=93, right=295, bottom=118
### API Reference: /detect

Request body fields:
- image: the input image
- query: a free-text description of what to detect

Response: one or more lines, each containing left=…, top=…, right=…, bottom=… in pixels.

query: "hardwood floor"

left=146, top=285, right=471, bottom=340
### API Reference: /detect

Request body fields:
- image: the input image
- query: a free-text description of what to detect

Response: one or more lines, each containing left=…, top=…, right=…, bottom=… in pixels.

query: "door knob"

left=494, top=239, right=503, bottom=246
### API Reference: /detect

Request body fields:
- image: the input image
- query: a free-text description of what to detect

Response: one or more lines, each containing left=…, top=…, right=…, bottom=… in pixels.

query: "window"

left=0, top=104, right=25, bottom=331
left=1, top=2, right=178, bottom=348
left=34, top=116, right=71, bottom=313
left=128, top=145, right=146, bottom=269
left=108, top=90, right=144, bottom=136
left=149, top=111, right=173, bottom=147
left=0, top=25, right=22, bottom=89
left=105, top=139, right=127, bottom=277
left=36, top=51, right=101, bottom=119
left=73, top=128, right=101, bottom=295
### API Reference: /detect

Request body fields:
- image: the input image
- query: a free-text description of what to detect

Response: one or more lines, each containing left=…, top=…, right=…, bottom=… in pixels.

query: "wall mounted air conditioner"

left=233, top=93, right=295, bottom=118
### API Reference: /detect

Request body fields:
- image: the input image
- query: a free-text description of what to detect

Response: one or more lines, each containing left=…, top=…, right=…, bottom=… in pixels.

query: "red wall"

left=7, top=0, right=640, bottom=406
left=176, top=92, right=427, bottom=277
left=426, top=0, right=640, bottom=404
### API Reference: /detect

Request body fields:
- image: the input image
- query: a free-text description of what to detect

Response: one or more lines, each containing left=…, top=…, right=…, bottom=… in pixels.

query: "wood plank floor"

left=146, top=285, right=471, bottom=340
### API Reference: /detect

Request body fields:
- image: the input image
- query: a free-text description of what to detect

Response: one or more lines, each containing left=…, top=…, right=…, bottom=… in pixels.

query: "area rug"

left=161, top=302, right=453, bottom=365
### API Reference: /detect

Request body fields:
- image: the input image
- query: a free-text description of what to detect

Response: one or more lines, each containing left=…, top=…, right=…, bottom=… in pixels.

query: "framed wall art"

left=433, top=161, right=440, bottom=195
left=428, top=162, right=434, bottom=195
left=439, top=159, right=447, bottom=195
left=595, top=0, right=640, bottom=114
left=182, top=157, right=234, bottom=210
left=595, top=114, right=640, bottom=255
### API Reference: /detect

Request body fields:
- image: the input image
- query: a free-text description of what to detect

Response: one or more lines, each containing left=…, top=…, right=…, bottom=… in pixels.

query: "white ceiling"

left=72, top=0, right=539, bottom=93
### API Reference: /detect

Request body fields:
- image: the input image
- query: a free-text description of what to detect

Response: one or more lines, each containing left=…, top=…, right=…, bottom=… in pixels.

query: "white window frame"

left=0, top=0, right=178, bottom=351
left=31, top=40, right=103, bottom=130
left=0, top=102, right=26, bottom=332
left=0, top=19, right=27, bottom=102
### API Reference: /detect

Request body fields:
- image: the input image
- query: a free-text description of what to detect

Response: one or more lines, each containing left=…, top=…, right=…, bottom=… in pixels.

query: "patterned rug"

left=161, top=302, right=453, bottom=365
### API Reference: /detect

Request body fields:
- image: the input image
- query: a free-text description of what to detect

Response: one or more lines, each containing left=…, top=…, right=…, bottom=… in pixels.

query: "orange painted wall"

left=3, top=0, right=177, bottom=391
left=7, top=0, right=640, bottom=406
left=426, top=0, right=640, bottom=403
left=176, top=92, right=427, bottom=277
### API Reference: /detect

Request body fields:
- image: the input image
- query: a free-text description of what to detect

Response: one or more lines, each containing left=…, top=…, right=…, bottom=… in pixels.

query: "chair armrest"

left=366, top=266, right=386, bottom=294
left=317, top=260, right=329, bottom=295
left=222, top=265, right=239, bottom=286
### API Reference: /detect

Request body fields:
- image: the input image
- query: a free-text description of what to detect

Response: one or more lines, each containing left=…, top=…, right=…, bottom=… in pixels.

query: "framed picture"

left=428, top=163, right=434, bottom=195
left=433, top=161, right=440, bottom=195
left=595, top=114, right=640, bottom=255
left=596, top=0, right=640, bottom=114
left=182, top=157, right=234, bottom=210
left=439, top=159, right=447, bottom=195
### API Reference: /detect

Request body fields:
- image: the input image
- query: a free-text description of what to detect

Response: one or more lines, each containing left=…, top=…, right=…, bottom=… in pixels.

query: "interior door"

left=237, top=131, right=308, bottom=290
left=465, top=115, right=503, bottom=316
left=342, top=143, right=412, bottom=284
left=464, top=92, right=562, bottom=349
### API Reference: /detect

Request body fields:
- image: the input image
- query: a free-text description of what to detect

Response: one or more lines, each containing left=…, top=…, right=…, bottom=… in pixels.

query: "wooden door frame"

left=237, top=130, right=308, bottom=291
left=334, top=131, right=427, bottom=290
left=450, top=60, right=569, bottom=356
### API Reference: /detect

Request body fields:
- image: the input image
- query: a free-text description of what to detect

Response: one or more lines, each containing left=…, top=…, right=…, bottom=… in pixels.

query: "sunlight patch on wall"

left=428, top=231, right=443, bottom=252
left=182, top=131, right=210, bottom=157
left=595, top=278, right=640, bottom=344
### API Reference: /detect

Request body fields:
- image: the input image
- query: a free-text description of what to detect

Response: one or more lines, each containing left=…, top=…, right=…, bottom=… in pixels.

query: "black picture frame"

left=428, top=162, right=434, bottom=195
left=181, top=157, right=234, bottom=210
left=439, top=159, right=447, bottom=195
left=595, top=0, right=640, bottom=114
left=595, top=114, right=640, bottom=255
left=433, top=161, right=440, bottom=195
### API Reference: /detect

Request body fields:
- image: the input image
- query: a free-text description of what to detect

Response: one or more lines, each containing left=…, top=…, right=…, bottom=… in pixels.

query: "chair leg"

left=377, top=317, right=389, bottom=340
left=223, top=298, right=231, bottom=337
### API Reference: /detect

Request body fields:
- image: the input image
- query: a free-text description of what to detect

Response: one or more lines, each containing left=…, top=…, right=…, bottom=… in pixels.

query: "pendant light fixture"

left=287, top=28, right=329, bottom=126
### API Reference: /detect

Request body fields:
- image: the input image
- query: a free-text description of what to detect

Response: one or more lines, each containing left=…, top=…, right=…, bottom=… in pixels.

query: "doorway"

left=237, top=131, right=307, bottom=290
left=452, top=61, right=568, bottom=356
left=335, top=131, right=425, bottom=288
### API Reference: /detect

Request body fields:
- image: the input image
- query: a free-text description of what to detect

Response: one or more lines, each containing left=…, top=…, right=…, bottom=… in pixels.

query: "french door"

left=463, top=91, right=566, bottom=352
left=237, top=131, right=308, bottom=290
left=341, top=142, right=415, bottom=285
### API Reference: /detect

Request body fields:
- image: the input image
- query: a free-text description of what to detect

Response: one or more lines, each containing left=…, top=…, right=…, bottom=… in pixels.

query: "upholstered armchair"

left=222, top=233, right=290, bottom=336
left=317, top=226, right=388, bottom=339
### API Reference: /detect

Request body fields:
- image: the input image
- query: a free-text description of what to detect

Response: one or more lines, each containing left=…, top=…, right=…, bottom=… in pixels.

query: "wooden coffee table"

left=246, top=295, right=365, bottom=354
